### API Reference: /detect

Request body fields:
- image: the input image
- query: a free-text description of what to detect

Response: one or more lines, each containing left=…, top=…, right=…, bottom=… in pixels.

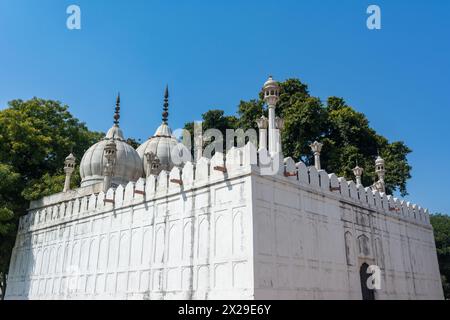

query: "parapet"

left=18, top=143, right=431, bottom=232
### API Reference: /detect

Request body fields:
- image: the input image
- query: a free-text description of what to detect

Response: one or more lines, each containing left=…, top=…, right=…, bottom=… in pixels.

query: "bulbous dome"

left=79, top=94, right=143, bottom=187
left=137, top=86, right=190, bottom=177
left=80, top=124, right=143, bottom=187
left=263, top=75, right=278, bottom=89
left=375, top=155, right=385, bottom=166
left=137, top=123, right=186, bottom=176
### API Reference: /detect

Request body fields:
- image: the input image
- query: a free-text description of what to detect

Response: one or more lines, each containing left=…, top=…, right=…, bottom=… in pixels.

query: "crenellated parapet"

left=18, top=142, right=431, bottom=234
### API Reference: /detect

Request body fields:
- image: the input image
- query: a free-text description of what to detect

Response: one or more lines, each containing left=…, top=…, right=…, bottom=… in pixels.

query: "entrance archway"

left=359, top=263, right=375, bottom=300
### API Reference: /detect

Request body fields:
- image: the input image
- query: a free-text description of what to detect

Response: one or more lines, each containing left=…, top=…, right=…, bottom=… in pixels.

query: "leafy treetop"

left=184, top=78, right=412, bottom=196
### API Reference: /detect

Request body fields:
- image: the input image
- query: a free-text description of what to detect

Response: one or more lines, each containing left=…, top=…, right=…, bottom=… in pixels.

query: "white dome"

left=137, top=86, right=190, bottom=176
left=136, top=123, right=183, bottom=176
left=80, top=124, right=143, bottom=187
left=263, top=75, right=277, bottom=89
left=375, top=155, right=385, bottom=166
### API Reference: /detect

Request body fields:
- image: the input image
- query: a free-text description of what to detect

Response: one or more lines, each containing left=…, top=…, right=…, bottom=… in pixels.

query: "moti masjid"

left=5, top=77, right=444, bottom=300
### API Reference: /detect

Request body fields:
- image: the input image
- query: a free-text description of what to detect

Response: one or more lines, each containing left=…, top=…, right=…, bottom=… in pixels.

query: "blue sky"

left=0, top=0, right=449, bottom=214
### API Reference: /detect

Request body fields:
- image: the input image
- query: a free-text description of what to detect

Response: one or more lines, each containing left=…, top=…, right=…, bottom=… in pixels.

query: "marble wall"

left=5, top=145, right=444, bottom=300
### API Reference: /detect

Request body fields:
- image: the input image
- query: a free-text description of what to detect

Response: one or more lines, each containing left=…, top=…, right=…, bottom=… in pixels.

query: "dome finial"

left=114, top=92, right=121, bottom=125
left=162, top=85, right=169, bottom=124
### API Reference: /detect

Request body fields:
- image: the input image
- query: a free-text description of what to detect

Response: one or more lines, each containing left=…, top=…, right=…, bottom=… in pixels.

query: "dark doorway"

left=359, top=263, right=375, bottom=300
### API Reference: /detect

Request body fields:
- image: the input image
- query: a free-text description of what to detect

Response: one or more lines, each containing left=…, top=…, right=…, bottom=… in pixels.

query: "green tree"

left=236, top=99, right=265, bottom=131
left=281, top=96, right=328, bottom=164
left=184, top=109, right=238, bottom=156
left=126, top=137, right=141, bottom=149
left=21, top=170, right=80, bottom=201
left=430, top=213, right=450, bottom=299
left=0, top=164, right=21, bottom=299
left=184, top=78, right=412, bottom=196
left=321, top=98, right=411, bottom=195
left=0, top=98, right=103, bottom=298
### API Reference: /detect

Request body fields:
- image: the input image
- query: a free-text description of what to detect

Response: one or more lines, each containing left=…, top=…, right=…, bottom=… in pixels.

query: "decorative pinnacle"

left=113, top=92, right=121, bottom=125
left=310, top=141, right=323, bottom=155
left=256, top=115, right=268, bottom=129
left=263, top=75, right=280, bottom=106
left=353, top=163, right=364, bottom=187
left=275, top=116, right=285, bottom=130
left=375, top=155, right=385, bottom=167
left=353, top=164, right=364, bottom=177
left=64, top=152, right=76, bottom=170
left=162, top=85, right=169, bottom=124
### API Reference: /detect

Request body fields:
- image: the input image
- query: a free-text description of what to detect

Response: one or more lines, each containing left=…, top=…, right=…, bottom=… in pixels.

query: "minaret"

left=310, top=141, right=323, bottom=170
left=374, top=155, right=386, bottom=193
left=353, top=162, right=364, bottom=187
left=63, top=153, right=76, bottom=192
left=256, top=115, right=268, bottom=151
left=102, top=94, right=120, bottom=192
left=262, top=76, right=280, bottom=155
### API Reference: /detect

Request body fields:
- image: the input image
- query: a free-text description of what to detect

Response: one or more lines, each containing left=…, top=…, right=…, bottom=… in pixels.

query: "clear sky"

left=0, top=0, right=449, bottom=214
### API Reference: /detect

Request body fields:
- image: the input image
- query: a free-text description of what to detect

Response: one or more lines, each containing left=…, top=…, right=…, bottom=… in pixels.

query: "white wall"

left=251, top=163, right=443, bottom=300
left=5, top=153, right=255, bottom=300
left=5, top=145, right=444, bottom=300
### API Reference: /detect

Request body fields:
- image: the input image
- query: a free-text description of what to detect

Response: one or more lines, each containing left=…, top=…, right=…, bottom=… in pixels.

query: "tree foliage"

left=430, top=213, right=450, bottom=299
left=184, top=78, right=412, bottom=196
left=184, top=109, right=239, bottom=155
left=0, top=98, right=103, bottom=298
left=0, top=163, right=22, bottom=300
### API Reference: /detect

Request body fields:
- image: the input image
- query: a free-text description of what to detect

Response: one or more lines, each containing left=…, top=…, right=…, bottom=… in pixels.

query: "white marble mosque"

left=4, top=77, right=444, bottom=300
